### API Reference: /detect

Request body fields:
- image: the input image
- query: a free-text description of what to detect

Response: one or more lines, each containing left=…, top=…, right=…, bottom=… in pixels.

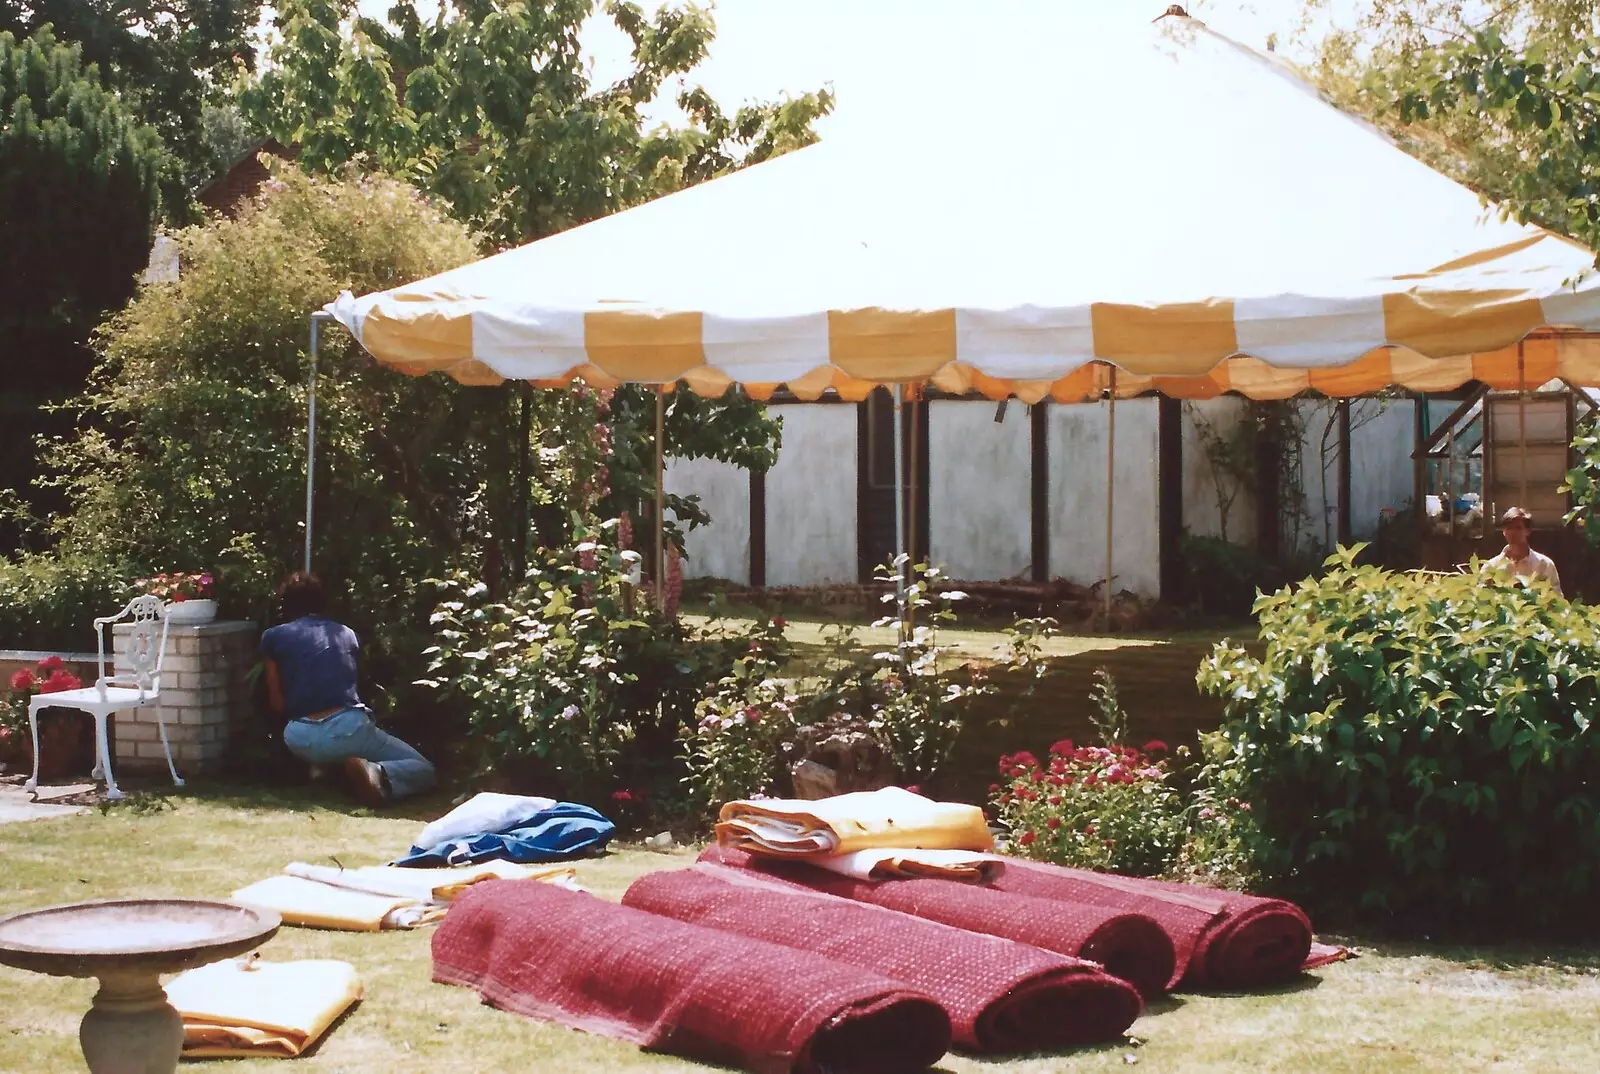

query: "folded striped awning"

left=328, top=11, right=1600, bottom=400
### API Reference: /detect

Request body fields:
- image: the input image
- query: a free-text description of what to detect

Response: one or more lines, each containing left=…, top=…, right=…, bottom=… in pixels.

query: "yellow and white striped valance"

left=327, top=11, right=1600, bottom=402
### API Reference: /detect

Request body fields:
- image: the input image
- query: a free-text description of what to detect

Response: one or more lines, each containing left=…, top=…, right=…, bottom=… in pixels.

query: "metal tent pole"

left=1518, top=342, right=1529, bottom=509
left=304, top=313, right=332, bottom=574
left=893, top=383, right=907, bottom=643
left=907, top=387, right=920, bottom=635
left=655, top=387, right=666, bottom=605
left=1105, top=366, right=1118, bottom=628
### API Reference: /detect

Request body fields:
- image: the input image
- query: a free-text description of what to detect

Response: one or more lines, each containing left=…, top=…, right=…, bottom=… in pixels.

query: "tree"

left=0, top=27, right=171, bottom=548
left=1303, top=2, right=1600, bottom=248
left=43, top=168, right=484, bottom=703
left=240, top=0, right=813, bottom=580
left=243, top=0, right=834, bottom=245
left=0, top=1, right=263, bottom=183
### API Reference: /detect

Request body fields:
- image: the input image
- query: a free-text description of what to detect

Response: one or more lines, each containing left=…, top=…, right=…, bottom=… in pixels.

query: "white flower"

left=559, top=704, right=581, bottom=721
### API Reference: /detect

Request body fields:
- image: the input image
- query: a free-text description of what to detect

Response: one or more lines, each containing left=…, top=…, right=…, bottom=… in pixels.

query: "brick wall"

left=0, top=651, right=99, bottom=688
left=112, top=621, right=257, bottom=774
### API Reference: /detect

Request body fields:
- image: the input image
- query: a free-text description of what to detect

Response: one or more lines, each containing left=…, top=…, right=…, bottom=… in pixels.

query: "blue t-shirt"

left=260, top=616, right=362, bottom=721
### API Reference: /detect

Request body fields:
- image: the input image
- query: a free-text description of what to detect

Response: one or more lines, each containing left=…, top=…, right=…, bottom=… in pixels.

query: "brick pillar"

left=112, top=620, right=257, bottom=774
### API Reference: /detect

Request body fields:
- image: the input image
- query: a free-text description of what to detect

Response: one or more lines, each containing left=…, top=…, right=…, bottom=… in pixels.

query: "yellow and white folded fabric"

left=234, top=861, right=582, bottom=931
left=716, top=787, right=994, bottom=857
left=231, top=875, right=442, bottom=931
left=163, top=958, right=362, bottom=1059
left=810, top=847, right=1007, bottom=882
left=234, top=861, right=580, bottom=931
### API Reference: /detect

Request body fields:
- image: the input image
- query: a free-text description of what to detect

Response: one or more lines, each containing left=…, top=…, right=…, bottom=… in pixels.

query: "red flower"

left=1046, top=817, right=1062, bottom=830
left=37, top=655, right=63, bottom=673
left=10, top=668, right=36, bottom=691
left=611, top=789, right=634, bottom=803
left=172, top=593, right=188, bottom=602
left=988, top=783, right=1001, bottom=796
left=1012, top=751, right=1040, bottom=770
left=1017, top=831, right=1036, bottom=847
left=1143, top=739, right=1169, bottom=754
left=903, top=785, right=921, bottom=795
left=1049, top=738, right=1075, bottom=757
left=40, top=670, right=82, bottom=694
left=772, top=616, right=787, bottom=630
left=1047, top=795, right=1062, bottom=806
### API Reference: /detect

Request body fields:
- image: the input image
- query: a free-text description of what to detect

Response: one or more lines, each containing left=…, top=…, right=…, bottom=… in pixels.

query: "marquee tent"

left=313, top=5, right=1600, bottom=605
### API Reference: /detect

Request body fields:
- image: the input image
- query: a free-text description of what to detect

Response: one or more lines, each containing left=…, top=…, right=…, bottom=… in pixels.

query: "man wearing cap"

left=1482, top=506, right=1563, bottom=596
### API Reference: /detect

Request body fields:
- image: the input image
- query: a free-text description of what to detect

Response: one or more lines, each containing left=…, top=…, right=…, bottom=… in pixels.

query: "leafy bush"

left=421, top=524, right=780, bottom=804
left=867, top=559, right=997, bottom=785
left=682, top=670, right=800, bottom=817
left=991, top=673, right=1186, bottom=877
left=1178, top=534, right=1264, bottom=618
left=1197, top=545, right=1600, bottom=932
left=1563, top=415, right=1600, bottom=544
left=992, top=742, right=1186, bottom=876
left=0, top=553, right=131, bottom=652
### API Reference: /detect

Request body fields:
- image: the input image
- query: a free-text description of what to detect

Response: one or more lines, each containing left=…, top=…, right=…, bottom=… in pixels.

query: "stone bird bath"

left=0, top=898, right=280, bottom=1073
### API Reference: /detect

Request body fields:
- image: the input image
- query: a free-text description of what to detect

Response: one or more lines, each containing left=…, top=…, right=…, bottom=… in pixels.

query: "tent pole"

left=655, top=387, right=666, bottom=605
left=893, top=383, right=907, bottom=644
left=907, top=387, right=920, bottom=635
left=1105, top=366, right=1117, bottom=629
left=1518, top=342, right=1529, bottom=509
left=304, top=313, right=329, bottom=574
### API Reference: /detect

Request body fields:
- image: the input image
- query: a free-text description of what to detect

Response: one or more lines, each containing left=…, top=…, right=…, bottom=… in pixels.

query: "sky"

left=339, top=0, right=1353, bottom=133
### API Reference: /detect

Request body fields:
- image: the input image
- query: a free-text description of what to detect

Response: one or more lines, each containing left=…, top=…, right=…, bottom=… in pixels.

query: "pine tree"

left=0, top=27, right=171, bottom=547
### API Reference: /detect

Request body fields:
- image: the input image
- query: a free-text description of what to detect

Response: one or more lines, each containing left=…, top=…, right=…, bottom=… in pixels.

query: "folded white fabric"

left=809, top=848, right=1009, bottom=882
left=415, top=792, right=558, bottom=848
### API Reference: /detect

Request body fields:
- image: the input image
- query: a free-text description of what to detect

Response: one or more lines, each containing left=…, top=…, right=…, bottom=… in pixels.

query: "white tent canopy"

left=329, top=7, right=1600, bottom=401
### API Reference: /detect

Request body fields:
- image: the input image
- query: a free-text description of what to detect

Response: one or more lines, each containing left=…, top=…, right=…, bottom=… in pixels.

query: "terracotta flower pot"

left=27, top=709, right=92, bottom=781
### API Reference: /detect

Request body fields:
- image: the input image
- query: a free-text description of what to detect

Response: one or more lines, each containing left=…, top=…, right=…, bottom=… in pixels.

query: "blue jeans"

left=283, top=708, right=436, bottom=801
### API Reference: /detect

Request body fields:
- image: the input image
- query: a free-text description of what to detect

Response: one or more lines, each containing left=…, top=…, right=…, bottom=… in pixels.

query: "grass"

left=5, top=784, right=1600, bottom=1073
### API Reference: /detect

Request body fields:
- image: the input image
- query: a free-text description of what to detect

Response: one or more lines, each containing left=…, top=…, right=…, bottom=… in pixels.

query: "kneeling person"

left=261, top=572, right=436, bottom=804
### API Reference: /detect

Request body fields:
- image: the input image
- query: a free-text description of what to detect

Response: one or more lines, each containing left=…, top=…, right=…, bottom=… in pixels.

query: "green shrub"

left=1196, top=545, right=1600, bottom=932
left=1178, top=534, right=1263, bottom=618
left=991, top=738, right=1186, bottom=876
left=0, top=553, right=131, bottom=652
left=420, top=523, right=780, bottom=805
left=682, top=670, right=800, bottom=818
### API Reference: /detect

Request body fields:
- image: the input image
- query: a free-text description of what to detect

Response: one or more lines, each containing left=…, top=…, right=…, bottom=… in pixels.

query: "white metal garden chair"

left=24, top=595, right=182, bottom=801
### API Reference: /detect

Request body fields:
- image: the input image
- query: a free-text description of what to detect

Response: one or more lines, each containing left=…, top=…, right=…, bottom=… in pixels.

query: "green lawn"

left=4, top=785, right=1600, bottom=1073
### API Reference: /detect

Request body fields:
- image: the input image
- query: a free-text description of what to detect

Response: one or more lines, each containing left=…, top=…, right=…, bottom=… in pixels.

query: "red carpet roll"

left=698, top=845, right=1175, bottom=998
left=433, top=880, right=952, bottom=1074
left=994, top=858, right=1314, bottom=991
left=624, top=864, right=1142, bottom=1053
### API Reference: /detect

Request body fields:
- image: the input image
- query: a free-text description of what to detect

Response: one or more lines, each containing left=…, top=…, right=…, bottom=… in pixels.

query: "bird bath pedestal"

left=0, top=898, right=280, bottom=1074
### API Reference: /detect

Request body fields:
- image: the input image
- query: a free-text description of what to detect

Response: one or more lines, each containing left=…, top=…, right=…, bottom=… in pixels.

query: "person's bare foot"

left=343, top=757, right=388, bottom=806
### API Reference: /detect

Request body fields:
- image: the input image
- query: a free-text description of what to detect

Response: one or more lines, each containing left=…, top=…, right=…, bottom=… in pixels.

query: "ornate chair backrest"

left=95, top=595, right=169, bottom=701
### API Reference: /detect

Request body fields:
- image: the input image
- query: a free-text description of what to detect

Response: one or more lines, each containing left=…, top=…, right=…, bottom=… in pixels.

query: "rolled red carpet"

left=993, top=858, right=1313, bottom=991
left=625, top=864, right=1141, bottom=1053
left=698, top=845, right=1175, bottom=998
left=433, top=879, right=952, bottom=1074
